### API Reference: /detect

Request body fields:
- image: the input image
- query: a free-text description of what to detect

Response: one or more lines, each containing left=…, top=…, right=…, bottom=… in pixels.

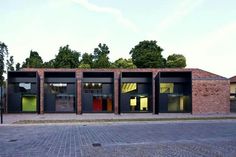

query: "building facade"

left=7, top=68, right=230, bottom=114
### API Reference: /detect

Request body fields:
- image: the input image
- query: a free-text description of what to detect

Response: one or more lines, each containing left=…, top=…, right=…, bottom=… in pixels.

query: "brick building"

left=7, top=68, right=230, bottom=114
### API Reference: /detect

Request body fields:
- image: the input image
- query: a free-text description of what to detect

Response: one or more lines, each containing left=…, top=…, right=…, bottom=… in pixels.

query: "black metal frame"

left=7, top=71, right=39, bottom=113
left=44, top=71, right=76, bottom=113
left=156, top=71, right=192, bottom=113
left=82, top=72, right=114, bottom=113
left=120, top=72, right=153, bottom=113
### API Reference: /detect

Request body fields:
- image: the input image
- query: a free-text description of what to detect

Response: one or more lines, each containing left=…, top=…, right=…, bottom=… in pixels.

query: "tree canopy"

left=79, top=53, right=93, bottom=68
left=129, top=40, right=166, bottom=68
left=6, top=56, right=14, bottom=71
left=166, top=54, right=186, bottom=68
left=0, top=42, right=8, bottom=86
left=22, top=50, right=43, bottom=68
left=92, top=43, right=110, bottom=68
left=13, top=41, right=187, bottom=70
left=111, top=58, right=136, bottom=68
left=54, top=45, right=80, bottom=68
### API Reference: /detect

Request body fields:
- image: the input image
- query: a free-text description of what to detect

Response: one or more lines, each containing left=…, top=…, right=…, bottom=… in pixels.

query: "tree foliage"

left=92, top=43, right=110, bottom=68
left=6, top=56, right=14, bottom=71
left=43, top=59, right=55, bottom=68
left=79, top=53, right=93, bottom=68
left=15, top=63, right=21, bottom=71
left=111, top=58, right=136, bottom=68
left=0, top=42, right=8, bottom=86
left=130, top=40, right=166, bottom=68
left=166, top=54, right=186, bottom=68
left=22, top=50, right=43, bottom=68
left=54, top=45, right=80, bottom=68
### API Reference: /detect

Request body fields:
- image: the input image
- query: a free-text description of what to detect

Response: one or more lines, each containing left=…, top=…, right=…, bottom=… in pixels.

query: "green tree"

left=79, top=53, right=93, bottom=68
left=0, top=42, right=8, bottom=86
left=111, top=58, right=136, bottom=68
left=78, top=63, right=91, bottom=68
left=54, top=45, right=80, bottom=68
left=15, top=63, right=21, bottom=71
left=92, top=43, right=110, bottom=68
left=6, top=56, right=14, bottom=71
left=43, top=59, right=55, bottom=68
left=166, top=54, right=186, bottom=68
left=130, top=40, right=166, bottom=68
left=22, top=50, right=43, bottom=68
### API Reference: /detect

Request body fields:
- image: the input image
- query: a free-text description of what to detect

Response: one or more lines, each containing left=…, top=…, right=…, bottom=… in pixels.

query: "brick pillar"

left=40, top=76, right=44, bottom=114
left=114, top=71, right=120, bottom=114
left=76, top=71, right=82, bottom=114
left=152, top=72, right=157, bottom=114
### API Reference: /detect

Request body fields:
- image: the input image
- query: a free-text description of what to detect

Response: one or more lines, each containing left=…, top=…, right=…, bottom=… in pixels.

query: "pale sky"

left=1, top=0, right=236, bottom=77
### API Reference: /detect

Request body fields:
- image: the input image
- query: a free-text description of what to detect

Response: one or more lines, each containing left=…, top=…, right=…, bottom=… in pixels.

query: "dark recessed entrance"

left=44, top=72, right=76, bottom=113
left=156, top=72, right=192, bottom=113
left=120, top=72, right=152, bottom=113
left=8, top=71, right=39, bottom=113
left=82, top=72, right=114, bottom=113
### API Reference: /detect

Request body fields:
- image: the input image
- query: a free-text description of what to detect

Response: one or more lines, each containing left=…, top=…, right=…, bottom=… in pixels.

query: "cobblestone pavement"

left=1, top=121, right=236, bottom=157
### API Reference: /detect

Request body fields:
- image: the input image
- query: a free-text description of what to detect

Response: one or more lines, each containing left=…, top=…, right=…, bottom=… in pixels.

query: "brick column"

left=76, top=71, right=82, bottom=114
left=114, top=71, right=120, bottom=114
left=40, top=76, right=44, bottom=114
left=152, top=72, right=157, bottom=114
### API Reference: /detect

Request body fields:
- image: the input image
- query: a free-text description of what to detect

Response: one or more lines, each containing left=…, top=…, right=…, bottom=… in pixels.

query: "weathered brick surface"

left=114, top=71, right=120, bottom=114
left=76, top=72, right=83, bottom=114
left=20, top=68, right=230, bottom=114
left=192, top=80, right=230, bottom=114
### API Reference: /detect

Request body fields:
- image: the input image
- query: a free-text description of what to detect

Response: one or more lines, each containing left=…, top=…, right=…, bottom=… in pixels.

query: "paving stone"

left=0, top=121, right=236, bottom=157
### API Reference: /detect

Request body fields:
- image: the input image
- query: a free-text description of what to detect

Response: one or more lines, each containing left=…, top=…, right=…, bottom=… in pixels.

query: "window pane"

left=160, top=83, right=174, bottom=93
left=168, top=95, right=189, bottom=112
left=140, top=96, right=148, bottom=111
left=122, top=83, right=137, bottom=93
left=22, top=95, right=36, bottom=112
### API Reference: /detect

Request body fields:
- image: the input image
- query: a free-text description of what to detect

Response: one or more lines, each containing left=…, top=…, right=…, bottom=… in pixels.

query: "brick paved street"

left=1, top=121, right=236, bottom=157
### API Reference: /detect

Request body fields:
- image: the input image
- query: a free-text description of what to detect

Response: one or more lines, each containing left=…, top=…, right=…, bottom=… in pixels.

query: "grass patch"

left=14, top=117, right=236, bottom=124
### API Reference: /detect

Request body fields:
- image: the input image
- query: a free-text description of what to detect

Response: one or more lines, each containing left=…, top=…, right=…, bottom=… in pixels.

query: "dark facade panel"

left=82, top=78, right=113, bottom=83
left=44, top=72, right=76, bottom=113
left=7, top=72, right=39, bottom=113
left=157, top=72, right=192, bottom=113
left=82, top=72, right=114, bottom=113
left=120, top=72, right=153, bottom=113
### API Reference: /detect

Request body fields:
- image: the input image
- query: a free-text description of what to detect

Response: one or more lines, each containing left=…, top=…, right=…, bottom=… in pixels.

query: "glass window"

left=22, top=95, right=36, bottom=112
left=160, top=83, right=174, bottom=93
left=122, top=83, right=137, bottom=93
left=140, top=96, right=148, bottom=111
left=84, top=83, right=102, bottom=89
left=93, top=95, right=112, bottom=112
left=168, top=95, right=189, bottom=112
left=49, top=83, right=67, bottom=94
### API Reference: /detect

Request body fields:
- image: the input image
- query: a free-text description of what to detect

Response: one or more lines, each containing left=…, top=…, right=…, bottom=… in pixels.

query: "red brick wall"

left=192, top=80, right=230, bottom=114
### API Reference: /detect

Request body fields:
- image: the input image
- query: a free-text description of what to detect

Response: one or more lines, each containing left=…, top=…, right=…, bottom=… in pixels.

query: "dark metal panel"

left=159, top=94, right=168, bottom=112
left=82, top=78, right=113, bottom=83
left=45, top=78, right=76, bottom=83
left=121, top=78, right=152, bottom=83
left=8, top=93, right=21, bottom=112
left=160, top=77, right=190, bottom=83
left=44, top=93, right=56, bottom=112
left=8, top=78, right=37, bottom=83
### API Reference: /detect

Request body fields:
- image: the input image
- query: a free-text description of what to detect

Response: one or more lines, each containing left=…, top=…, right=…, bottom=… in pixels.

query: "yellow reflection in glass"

left=140, top=96, right=148, bottom=111
left=130, top=97, right=137, bottom=106
left=160, top=83, right=174, bottom=93
left=122, top=83, right=137, bottom=93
